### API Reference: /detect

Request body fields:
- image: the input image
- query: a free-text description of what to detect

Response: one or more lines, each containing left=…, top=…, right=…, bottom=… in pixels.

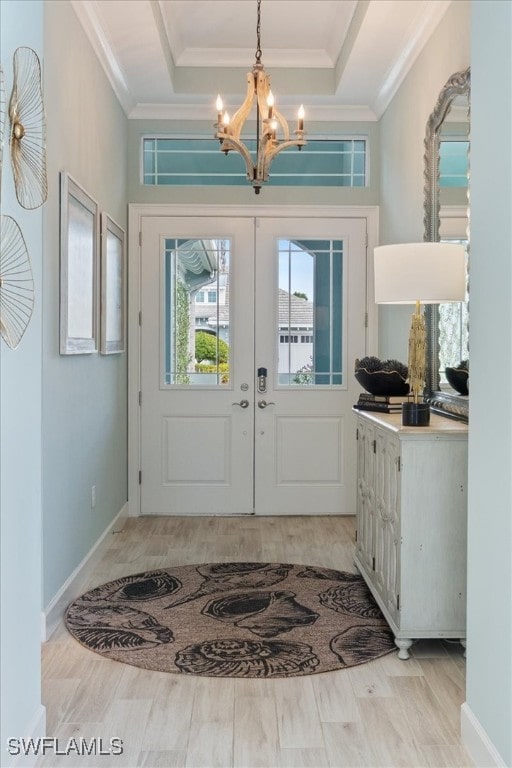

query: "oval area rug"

left=65, top=562, right=396, bottom=678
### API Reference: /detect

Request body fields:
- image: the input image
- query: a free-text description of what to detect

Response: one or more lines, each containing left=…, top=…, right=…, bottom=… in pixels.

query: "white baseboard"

left=461, top=702, right=507, bottom=768
left=43, top=503, right=129, bottom=641
left=7, top=704, right=46, bottom=768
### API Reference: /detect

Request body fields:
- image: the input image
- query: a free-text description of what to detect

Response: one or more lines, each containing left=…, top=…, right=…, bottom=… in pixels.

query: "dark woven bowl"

left=355, top=367, right=410, bottom=397
left=445, top=367, right=469, bottom=395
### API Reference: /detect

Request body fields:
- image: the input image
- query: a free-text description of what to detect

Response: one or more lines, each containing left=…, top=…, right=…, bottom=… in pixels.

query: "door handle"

left=257, top=400, right=275, bottom=409
left=233, top=399, right=250, bottom=408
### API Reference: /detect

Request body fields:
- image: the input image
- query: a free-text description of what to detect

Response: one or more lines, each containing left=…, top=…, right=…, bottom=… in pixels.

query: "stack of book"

left=354, top=393, right=410, bottom=413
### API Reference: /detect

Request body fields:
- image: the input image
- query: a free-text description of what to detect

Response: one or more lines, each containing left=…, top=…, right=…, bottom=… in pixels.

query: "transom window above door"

left=142, top=137, right=367, bottom=188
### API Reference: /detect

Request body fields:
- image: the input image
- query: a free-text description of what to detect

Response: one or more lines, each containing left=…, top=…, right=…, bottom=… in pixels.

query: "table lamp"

left=374, top=242, right=466, bottom=426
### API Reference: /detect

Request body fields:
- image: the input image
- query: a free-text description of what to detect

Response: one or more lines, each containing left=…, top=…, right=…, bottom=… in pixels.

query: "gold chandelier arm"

left=254, top=70, right=287, bottom=138
left=259, top=136, right=306, bottom=182
left=218, top=135, right=255, bottom=181
left=254, top=70, right=293, bottom=141
left=265, top=136, right=306, bottom=163
left=256, top=132, right=273, bottom=183
left=255, top=70, right=270, bottom=120
left=229, top=72, right=256, bottom=139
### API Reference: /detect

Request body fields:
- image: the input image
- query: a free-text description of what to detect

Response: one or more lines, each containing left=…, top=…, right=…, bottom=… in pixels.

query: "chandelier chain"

left=255, top=0, right=262, bottom=65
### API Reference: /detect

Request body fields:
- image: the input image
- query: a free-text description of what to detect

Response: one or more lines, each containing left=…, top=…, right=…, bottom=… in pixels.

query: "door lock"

left=257, top=367, right=267, bottom=394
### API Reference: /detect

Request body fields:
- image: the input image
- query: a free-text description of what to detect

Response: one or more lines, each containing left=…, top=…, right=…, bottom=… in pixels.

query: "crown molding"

left=71, top=0, right=135, bottom=115
left=373, top=0, right=452, bottom=118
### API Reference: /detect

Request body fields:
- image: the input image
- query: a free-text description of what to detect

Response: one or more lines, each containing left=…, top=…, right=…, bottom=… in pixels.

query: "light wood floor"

left=39, top=515, right=473, bottom=768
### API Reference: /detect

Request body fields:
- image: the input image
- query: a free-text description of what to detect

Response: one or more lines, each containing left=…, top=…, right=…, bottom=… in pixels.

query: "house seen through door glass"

left=278, top=238, right=343, bottom=386
left=164, top=238, right=231, bottom=386
left=164, top=237, right=343, bottom=389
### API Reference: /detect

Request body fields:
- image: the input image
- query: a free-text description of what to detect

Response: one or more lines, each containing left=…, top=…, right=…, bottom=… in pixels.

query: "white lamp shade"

left=374, top=242, right=466, bottom=304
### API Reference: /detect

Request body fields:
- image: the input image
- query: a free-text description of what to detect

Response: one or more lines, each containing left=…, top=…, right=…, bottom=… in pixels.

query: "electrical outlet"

left=91, top=485, right=96, bottom=508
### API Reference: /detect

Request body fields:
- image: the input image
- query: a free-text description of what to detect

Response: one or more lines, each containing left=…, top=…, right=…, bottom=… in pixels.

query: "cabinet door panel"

left=356, top=418, right=375, bottom=573
left=374, top=429, right=400, bottom=620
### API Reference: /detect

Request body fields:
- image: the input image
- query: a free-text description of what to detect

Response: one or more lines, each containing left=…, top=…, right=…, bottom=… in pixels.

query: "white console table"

left=354, top=409, right=468, bottom=659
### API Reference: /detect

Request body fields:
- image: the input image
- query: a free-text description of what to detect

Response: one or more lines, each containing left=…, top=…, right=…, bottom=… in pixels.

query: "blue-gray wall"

left=467, top=2, right=512, bottom=763
left=41, top=0, right=129, bottom=608
left=1, top=1, right=129, bottom=755
left=0, top=0, right=45, bottom=757
left=378, top=0, right=470, bottom=363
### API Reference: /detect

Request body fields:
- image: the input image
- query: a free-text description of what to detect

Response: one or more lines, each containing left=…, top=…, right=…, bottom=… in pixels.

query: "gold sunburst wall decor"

left=0, top=214, right=35, bottom=349
left=0, top=66, right=6, bottom=193
left=9, top=46, right=48, bottom=209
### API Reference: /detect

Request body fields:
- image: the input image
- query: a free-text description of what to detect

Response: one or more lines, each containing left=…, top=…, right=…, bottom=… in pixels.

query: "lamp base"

left=402, top=401, right=430, bottom=427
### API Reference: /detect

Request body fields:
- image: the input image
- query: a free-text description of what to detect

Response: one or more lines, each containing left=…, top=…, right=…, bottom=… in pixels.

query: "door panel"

left=140, top=217, right=255, bottom=515
left=140, top=215, right=367, bottom=516
left=277, top=417, right=342, bottom=483
left=254, top=218, right=367, bottom=514
left=162, top=416, right=231, bottom=483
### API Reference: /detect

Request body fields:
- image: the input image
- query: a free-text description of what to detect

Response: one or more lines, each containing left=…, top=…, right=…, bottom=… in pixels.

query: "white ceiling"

left=71, top=0, right=452, bottom=122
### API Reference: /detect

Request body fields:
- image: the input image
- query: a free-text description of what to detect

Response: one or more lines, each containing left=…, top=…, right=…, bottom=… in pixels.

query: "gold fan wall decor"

left=0, top=66, right=6, bottom=193
left=9, top=46, right=47, bottom=209
left=0, top=215, right=35, bottom=349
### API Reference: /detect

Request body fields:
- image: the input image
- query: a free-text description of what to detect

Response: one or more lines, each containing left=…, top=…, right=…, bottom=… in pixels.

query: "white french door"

left=254, top=217, right=366, bottom=515
left=139, top=214, right=367, bottom=516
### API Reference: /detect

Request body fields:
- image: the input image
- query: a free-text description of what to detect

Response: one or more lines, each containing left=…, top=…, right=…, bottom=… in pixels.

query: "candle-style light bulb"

left=222, top=111, right=230, bottom=128
left=270, top=118, right=277, bottom=140
left=267, top=90, right=274, bottom=119
left=216, top=95, right=224, bottom=128
left=298, top=104, right=305, bottom=131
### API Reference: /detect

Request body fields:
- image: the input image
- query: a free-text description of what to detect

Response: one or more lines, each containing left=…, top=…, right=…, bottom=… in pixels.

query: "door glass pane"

left=163, top=238, right=230, bottom=386
left=278, top=239, right=343, bottom=386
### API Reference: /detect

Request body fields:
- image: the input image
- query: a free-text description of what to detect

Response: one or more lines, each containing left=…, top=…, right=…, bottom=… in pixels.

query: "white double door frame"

left=128, top=204, right=379, bottom=517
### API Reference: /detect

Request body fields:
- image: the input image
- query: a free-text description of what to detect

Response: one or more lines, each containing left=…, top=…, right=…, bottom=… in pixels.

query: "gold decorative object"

left=215, top=0, right=306, bottom=194
left=407, top=302, right=427, bottom=403
left=9, top=46, right=48, bottom=209
left=0, top=66, right=6, bottom=193
left=0, top=215, right=35, bottom=349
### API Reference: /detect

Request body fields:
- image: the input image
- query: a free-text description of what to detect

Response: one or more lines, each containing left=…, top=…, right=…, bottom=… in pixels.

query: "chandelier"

left=215, top=0, right=306, bottom=194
